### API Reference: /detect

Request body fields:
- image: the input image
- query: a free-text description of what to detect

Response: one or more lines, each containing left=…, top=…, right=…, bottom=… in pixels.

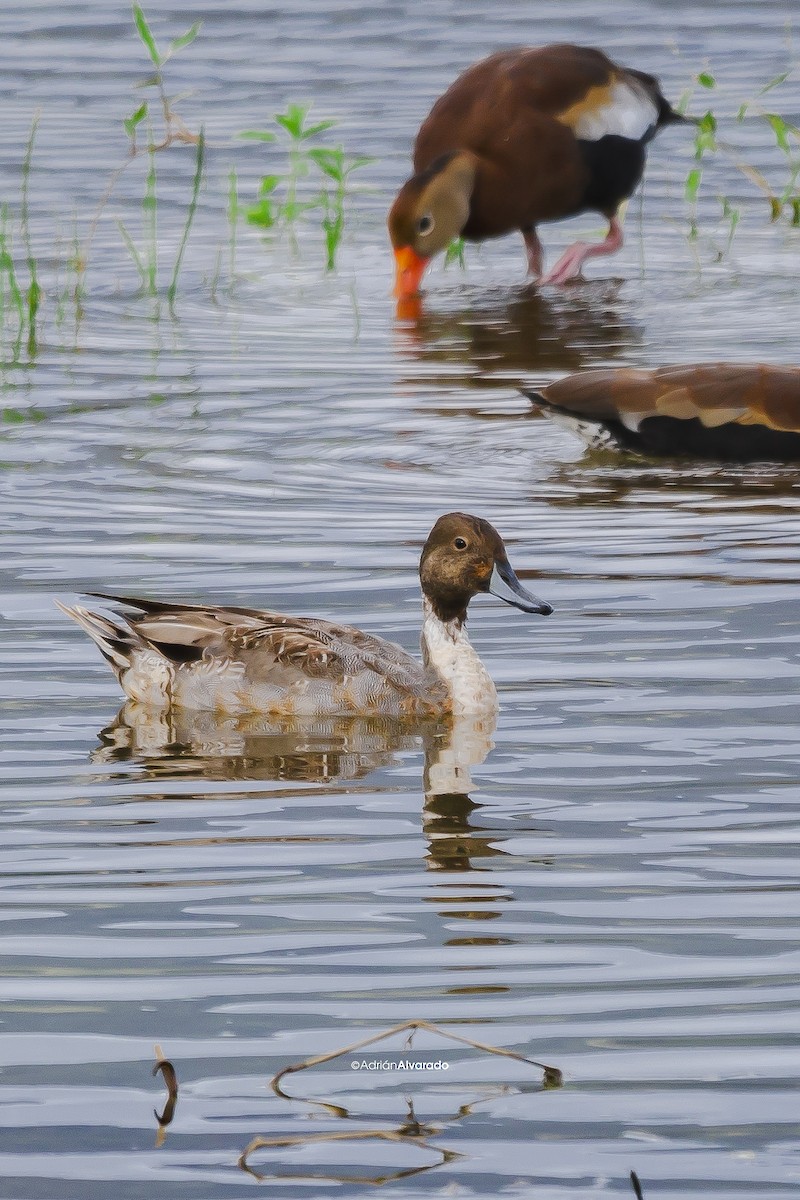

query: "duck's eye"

left=453, top=537, right=468, bottom=551
left=417, top=213, right=435, bottom=236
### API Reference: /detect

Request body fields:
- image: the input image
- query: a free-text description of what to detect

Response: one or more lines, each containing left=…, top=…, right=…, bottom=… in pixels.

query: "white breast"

left=421, top=603, right=498, bottom=715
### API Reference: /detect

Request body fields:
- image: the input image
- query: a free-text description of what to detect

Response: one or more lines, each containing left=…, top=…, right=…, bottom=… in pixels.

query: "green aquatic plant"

left=735, top=73, right=800, bottom=225
left=444, top=236, right=467, bottom=270
left=241, top=103, right=372, bottom=269
left=307, top=145, right=374, bottom=270
left=0, top=117, right=42, bottom=363
left=679, top=64, right=800, bottom=264
left=82, top=5, right=205, bottom=301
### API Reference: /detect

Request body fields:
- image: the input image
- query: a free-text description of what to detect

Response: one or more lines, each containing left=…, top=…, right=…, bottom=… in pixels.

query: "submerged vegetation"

left=0, top=7, right=798, bottom=365
left=681, top=67, right=800, bottom=262
left=240, top=104, right=372, bottom=270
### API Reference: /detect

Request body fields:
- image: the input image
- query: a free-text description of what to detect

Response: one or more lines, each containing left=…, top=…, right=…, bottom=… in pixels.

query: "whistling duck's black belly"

left=603, top=416, right=800, bottom=463
left=576, top=135, right=648, bottom=217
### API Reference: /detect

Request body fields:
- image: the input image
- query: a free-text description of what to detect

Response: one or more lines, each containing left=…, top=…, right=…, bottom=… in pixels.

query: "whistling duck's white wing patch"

left=560, top=77, right=660, bottom=143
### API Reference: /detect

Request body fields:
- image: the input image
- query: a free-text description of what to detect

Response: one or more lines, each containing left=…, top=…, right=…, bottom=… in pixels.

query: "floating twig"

left=152, top=1042, right=179, bottom=1138
left=271, top=1018, right=562, bottom=1096
left=238, top=1128, right=457, bottom=1185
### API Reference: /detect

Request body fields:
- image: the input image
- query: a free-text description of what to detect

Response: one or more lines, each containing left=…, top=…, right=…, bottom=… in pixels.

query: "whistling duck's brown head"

left=388, top=152, right=477, bottom=299
left=419, top=512, right=552, bottom=626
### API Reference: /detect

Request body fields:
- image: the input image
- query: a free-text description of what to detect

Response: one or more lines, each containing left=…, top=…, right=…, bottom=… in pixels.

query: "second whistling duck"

left=389, top=43, right=685, bottom=298
left=56, top=514, right=552, bottom=718
left=524, top=365, right=800, bottom=462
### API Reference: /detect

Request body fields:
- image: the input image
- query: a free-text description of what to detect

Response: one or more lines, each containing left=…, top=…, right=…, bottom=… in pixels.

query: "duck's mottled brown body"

left=57, top=514, right=552, bottom=717
left=389, top=44, right=684, bottom=296
left=526, top=364, right=800, bottom=461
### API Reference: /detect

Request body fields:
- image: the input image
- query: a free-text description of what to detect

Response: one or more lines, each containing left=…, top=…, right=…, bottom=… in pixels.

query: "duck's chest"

left=421, top=614, right=498, bottom=714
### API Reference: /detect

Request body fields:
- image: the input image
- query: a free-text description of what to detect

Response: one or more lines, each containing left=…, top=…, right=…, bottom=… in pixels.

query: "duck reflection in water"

left=395, top=282, right=640, bottom=393
left=95, top=705, right=499, bottom=872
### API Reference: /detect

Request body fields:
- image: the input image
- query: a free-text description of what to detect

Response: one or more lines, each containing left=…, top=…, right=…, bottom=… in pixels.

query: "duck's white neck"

left=420, top=598, right=498, bottom=714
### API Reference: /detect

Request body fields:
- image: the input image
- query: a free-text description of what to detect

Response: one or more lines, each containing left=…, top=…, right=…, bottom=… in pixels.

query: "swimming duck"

left=389, top=43, right=685, bottom=298
left=525, top=364, right=800, bottom=461
left=56, top=513, right=552, bottom=717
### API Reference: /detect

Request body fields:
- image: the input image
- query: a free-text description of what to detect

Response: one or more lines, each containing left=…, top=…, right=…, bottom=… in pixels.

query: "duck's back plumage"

left=58, top=593, right=444, bottom=717
left=526, top=364, right=800, bottom=461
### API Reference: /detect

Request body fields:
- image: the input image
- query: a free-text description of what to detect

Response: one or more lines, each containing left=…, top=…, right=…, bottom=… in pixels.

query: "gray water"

left=1, top=2, right=800, bottom=1197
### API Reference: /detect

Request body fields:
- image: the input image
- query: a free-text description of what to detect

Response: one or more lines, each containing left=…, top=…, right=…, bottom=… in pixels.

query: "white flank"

left=545, top=408, right=621, bottom=448
left=572, top=79, right=660, bottom=143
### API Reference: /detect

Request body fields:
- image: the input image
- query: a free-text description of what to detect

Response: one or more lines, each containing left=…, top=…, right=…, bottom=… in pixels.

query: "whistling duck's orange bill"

left=393, top=246, right=430, bottom=299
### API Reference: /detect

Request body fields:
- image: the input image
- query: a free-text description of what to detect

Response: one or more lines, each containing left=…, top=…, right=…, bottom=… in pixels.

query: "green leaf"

left=697, top=71, right=715, bottom=89
left=757, top=70, right=790, bottom=97
left=258, top=175, right=282, bottom=195
left=765, top=112, right=791, bottom=153
left=769, top=196, right=783, bottom=221
left=124, top=102, right=148, bottom=138
left=2, top=408, right=26, bottom=424
left=300, top=119, right=336, bottom=140
left=168, top=20, right=201, bottom=56
left=280, top=198, right=322, bottom=221
left=275, top=104, right=308, bottom=138
left=444, top=237, right=466, bottom=269
left=790, top=197, right=800, bottom=227
left=238, top=130, right=277, bottom=142
left=685, top=167, right=702, bottom=201
left=307, top=147, right=344, bottom=181
left=132, top=4, right=162, bottom=67
left=346, top=155, right=374, bottom=172
left=245, top=201, right=276, bottom=228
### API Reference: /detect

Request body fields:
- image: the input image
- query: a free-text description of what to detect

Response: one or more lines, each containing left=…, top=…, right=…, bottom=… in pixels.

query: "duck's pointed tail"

left=55, top=600, right=137, bottom=677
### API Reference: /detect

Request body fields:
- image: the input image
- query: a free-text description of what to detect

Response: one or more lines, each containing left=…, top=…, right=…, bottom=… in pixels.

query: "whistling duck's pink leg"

left=522, top=227, right=544, bottom=279
left=540, top=216, right=624, bottom=285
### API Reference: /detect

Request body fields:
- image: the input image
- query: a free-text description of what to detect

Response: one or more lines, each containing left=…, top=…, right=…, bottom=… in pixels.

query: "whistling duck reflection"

left=394, top=283, right=640, bottom=391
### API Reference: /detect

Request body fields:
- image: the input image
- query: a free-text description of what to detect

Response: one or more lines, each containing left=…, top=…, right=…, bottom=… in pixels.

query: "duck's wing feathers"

left=91, top=594, right=424, bottom=692
left=529, top=365, right=800, bottom=433
left=416, top=45, right=666, bottom=167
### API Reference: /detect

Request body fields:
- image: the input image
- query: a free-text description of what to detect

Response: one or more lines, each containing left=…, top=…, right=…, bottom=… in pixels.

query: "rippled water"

left=1, top=3, right=800, bottom=1197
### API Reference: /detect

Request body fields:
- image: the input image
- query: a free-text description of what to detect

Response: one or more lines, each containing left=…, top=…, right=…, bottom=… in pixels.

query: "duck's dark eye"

left=453, top=537, right=468, bottom=550
left=417, top=213, right=435, bottom=236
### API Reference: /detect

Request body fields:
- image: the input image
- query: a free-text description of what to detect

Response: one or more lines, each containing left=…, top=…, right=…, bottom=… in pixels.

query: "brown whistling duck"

left=524, top=365, right=800, bottom=462
left=389, top=44, right=686, bottom=298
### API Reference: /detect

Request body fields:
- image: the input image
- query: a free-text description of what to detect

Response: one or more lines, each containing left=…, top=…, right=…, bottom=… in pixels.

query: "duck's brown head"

left=388, top=152, right=477, bottom=299
left=419, top=512, right=552, bottom=626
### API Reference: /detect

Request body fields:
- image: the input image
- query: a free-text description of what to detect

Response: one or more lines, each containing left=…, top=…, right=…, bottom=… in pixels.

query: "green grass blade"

left=143, top=142, right=157, bottom=294
left=21, top=111, right=40, bottom=354
left=124, top=102, right=148, bottom=139
left=132, top=3, right=162, bottom=66
left=115, top=218, right=147, bottom=288
left=168, top=20, right=201, bottom=56
left=167, top=129, right=205, bottom=310
left=228, top=167, right=238, bottom=284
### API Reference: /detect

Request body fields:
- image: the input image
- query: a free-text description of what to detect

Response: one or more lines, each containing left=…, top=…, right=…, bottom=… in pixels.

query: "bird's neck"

left=420, top=598, right=497, bottom=714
